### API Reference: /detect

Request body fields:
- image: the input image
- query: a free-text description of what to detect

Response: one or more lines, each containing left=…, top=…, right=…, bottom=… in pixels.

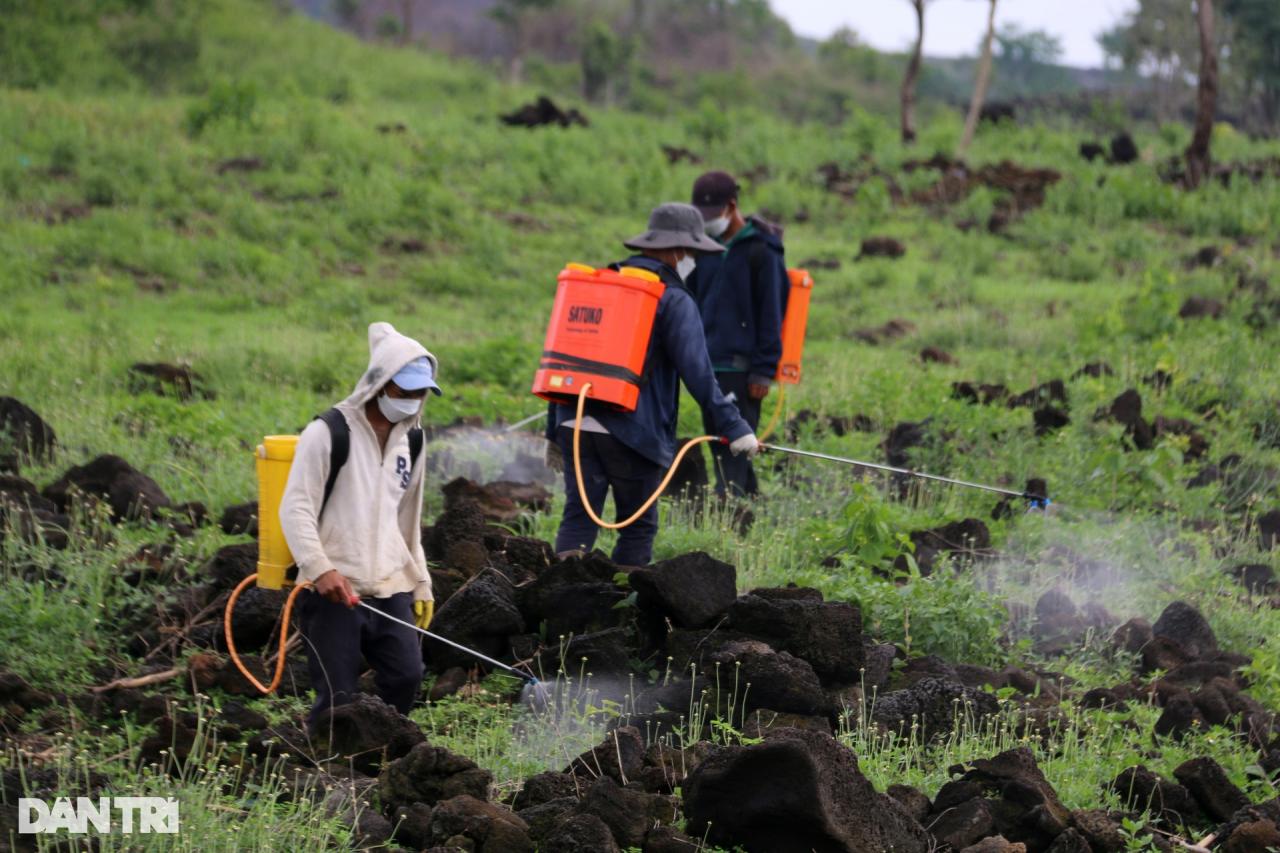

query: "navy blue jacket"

left=547, top=255, right=752, bottom=468
left=689, top=216, right=787, bottom=383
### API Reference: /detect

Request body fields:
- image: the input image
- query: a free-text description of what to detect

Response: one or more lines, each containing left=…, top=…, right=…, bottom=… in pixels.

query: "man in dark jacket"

left=547, top=202, right=758, bottom=566
left=689, top=170, right=787, bottom=499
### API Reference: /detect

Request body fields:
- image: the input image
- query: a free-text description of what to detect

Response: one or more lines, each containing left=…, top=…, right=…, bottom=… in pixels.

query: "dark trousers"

left=297, top=589, right=424, bottom=731
left=554, top=426, right=663, bottom=566
left=703, top=371, right=761, bottom=498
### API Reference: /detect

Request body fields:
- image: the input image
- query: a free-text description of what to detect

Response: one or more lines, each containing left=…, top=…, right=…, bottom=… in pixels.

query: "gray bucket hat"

left=623, top=202, right=724, bottom=253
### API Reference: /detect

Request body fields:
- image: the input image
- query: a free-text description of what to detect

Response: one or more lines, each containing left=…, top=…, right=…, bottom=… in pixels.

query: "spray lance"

left=755, top=442, right=1051, bottom=507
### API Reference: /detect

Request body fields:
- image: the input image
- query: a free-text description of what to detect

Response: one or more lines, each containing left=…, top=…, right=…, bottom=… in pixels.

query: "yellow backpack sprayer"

left=223, top=419, right=549, bottom=706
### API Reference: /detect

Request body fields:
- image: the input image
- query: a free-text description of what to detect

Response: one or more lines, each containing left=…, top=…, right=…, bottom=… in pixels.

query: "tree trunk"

left=1185, top=0, right=1218, bottom=188
left=956, top=0, right=998, bottom=159
left=900, top=0, right=925, bottom=144
left=399, top=0, right=413, bottom=46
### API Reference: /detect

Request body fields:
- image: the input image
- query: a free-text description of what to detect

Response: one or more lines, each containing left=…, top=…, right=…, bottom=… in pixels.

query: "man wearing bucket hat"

left=688, top=170, right=787, bottom=500
left=280, top=322, right=441, bottom=731
left=546, top=203, right=759, bottom=566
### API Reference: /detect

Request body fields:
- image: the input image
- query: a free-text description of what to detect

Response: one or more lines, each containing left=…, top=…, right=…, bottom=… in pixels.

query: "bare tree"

left=956, top=0, right=998, bottom=159
left=1185, top=0, right=1218, bottom=187
left=901, top=0, right=926, bottom=143
left=399, top=0, right=413, bottom=46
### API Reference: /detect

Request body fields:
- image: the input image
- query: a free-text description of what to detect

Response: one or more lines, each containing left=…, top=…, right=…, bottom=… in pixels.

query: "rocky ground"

left=2, top=397, right=1279, bottom=852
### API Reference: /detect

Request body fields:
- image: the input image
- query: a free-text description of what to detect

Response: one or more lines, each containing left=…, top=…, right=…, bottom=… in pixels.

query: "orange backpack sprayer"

left=534, top=264, right=815, bottom=531
left=758, top=267, right=814, bottom=441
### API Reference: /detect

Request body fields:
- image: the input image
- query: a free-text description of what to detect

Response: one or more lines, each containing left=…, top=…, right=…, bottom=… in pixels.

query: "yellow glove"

left=413, top=599, right=434, bottom=630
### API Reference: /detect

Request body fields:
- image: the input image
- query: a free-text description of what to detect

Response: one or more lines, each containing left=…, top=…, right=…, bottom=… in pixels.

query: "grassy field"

left=3, top=0, right=1280, bottom=849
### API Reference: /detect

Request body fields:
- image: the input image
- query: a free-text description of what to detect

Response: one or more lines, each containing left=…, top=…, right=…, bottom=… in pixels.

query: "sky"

left=772, top=0, right=1139, bottom=69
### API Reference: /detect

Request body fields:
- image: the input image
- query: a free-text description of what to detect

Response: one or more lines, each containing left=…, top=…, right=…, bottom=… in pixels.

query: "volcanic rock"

left=1228, top=563, right=1276, bottom=594
left=727, top=589, right=863, bottom=684
left=921, top=346, right=956, bottom=365
left=219, top=502, right=257, bottom=536
left=1110, top=133, right=1139, bottom=164
left=541, top=813, right=619, bottom=853
left=43, top=454, right=172, bottom=521
left=1260, top=509, right=1280, bottom=551
left=630, top=552, right=736, bottom=629
left=511, top=771, right=580, bottom=811
left=128, top=362, right=209, bottom=400
left=1079, top=142, right=1105, bottom=162
left=683, top=727, right=929, bottom=853
left=566, top=726, right=646, bottom=785
left=520, top=552, right=626, bottom=637
left=854, top=319, right=917, bottom=345
left=859, top=237, right=907, bottom=259
left=1007, top=380, right=1067, bottom=410
left=1152, top=601, right=1217, bottom=660
left=896, top=518, right=992, bottom=575
left=1044, top=829, right=1090, bottom=852
left=0, top=397, right=56, bottom=461
left=380, top=742, right=493, bottom=812
left=441, top=477, right=550, bottom=525
left=871, top=677, right=1000, bottom=737
left=1108, top=765, right=1202, bottom=828
left=1097, top=389, right=1154, bottom=450
left=888, top=784, right=933, bottom=824
left=1174, top=757, right=1249, bottom=823
left=1179, top=297, right=1224, bottom=320
left=643, top=825, right=701, bottom=853
left=312, top=693, right=425, bottom=775
left=577, top=776, right=677, bottom=849
left=428, top=794, right=533, bottom=852
left=1033, top=406, right=1071, bottom=436
left=708, top=640, right=830, bottom=716
left=427, top=568, right=524, bottom=670
left=928, top=797, right=996, bottom=850
left=953, top=382, right=1010, bottom=405
left=206, top=542, right=257, bottom=589
left=500, top=96, right=588, bottom=129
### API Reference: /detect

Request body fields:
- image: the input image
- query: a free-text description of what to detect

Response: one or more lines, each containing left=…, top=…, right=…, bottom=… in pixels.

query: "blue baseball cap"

left=391, top=357, right=442, bottom=396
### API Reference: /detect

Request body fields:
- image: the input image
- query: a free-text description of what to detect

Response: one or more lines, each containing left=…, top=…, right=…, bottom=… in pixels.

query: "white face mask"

left=704, top=215, right=731, bottom=238
left=378, top=393, right=421, bottom=423
left=676, top=255, right=696, bottom=281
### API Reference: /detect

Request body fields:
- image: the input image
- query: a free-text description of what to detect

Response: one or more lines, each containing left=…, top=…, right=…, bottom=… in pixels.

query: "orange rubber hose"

left=224, top=573, right=311, bottom=694
left=571, top=383, right=721, bottom=530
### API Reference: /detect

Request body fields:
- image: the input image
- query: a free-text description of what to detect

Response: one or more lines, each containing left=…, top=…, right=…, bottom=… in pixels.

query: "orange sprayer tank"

left=776, top=268, right=813, bottom=385
left=532, top=263, right=667, bottom=412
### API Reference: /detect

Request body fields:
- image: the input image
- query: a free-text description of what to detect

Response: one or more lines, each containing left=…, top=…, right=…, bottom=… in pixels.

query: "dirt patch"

left=500, top=96, right=589, bottom=128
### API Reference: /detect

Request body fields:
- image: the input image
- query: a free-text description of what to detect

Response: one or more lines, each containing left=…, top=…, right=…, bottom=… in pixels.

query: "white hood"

left=341, top=322, right=439, bottom=410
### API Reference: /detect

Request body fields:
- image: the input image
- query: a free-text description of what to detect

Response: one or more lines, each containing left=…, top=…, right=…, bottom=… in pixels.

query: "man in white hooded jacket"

left=281, top=322, right=439, bottom=730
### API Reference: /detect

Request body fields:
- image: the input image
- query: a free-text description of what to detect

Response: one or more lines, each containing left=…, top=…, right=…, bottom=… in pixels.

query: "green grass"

left=3, top=0, right=1280, bottom=847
